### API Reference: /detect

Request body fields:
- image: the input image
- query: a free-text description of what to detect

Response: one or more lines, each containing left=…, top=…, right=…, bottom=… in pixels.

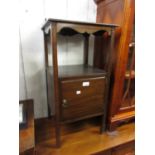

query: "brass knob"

left=62, top=99, right=69, bottom=108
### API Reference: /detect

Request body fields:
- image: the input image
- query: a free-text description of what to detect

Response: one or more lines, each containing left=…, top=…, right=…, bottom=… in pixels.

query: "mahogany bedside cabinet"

left=42, top=19, right=118, bottom=147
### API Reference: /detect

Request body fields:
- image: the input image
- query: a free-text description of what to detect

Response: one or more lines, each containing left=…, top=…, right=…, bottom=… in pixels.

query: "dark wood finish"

left=101, top=28, right=115, bottom=132
left=94, top=140, right=135, bottom=155
left=19, top=99, right=35, bottom=155
left=94, top=0, right=135, bottom=131
left=20, top=148, right=35, bottom=155
left=42, top=18, right=118, bottom=31
left=35, top=117, right=134, bottom=155
left=48, top=65, right=107, bottom=80
left=43, top=33, right=49, bottom=68
left=60, top=77, right=106, bottom=121
left=51, top=23, right=61, bottom=147
left=42, top=19, right=118, bottom=147
left=83, top=33, right=90, bottom=65
left=43, top=33, right=51, bottom=117
left=108, top=111, right=135, bottom=131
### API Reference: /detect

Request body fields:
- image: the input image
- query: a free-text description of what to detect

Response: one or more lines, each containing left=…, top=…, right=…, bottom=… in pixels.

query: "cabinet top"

left=41, top=18, right=118, bottom=32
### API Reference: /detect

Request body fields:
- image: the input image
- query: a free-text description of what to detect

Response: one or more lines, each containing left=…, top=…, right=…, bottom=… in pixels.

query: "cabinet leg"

left=107, top=122, right=118, bottom=132
left=34, top=148, right=36, bottom=155
left=100, top=115, right=106, bottom=133
left=55, top=123, right=61, bottom=148
left=56, top=128, right=61, bottom=148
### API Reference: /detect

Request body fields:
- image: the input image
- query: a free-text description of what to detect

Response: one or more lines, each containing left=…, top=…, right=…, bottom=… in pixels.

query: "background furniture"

left=94, top=0, right=135, bottom=131
left=19, top=99, right=35, bottom=155
left=42, top=19, right=118, bottom=147
left=95, top=140, right=135, bottom=155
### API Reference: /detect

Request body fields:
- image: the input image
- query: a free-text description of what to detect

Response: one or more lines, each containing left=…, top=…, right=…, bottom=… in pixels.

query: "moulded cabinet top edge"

left=41, top=18, right=119, bottom=32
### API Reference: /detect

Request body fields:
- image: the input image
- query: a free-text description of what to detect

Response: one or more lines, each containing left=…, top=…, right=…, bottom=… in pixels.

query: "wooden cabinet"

left=94, top=0, right=135, bottom=130
left=121, top=21, right=135, bottom=112
left=42, top=19, right=118, bottom=147
left=19, top=100, right=35, bottom=155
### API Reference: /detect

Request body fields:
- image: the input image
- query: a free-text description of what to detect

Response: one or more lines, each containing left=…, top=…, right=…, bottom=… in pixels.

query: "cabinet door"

left=119, top=19, right=135, bottom=112
left=60, top=77, right=106, bottom=121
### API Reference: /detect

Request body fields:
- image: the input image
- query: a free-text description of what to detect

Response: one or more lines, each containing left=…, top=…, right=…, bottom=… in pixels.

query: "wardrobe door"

left=119, top=19, right=135, bottom=113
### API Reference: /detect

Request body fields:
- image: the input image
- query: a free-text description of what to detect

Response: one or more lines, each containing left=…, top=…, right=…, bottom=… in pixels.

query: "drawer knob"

left=62, top=99, right=69, bottom=108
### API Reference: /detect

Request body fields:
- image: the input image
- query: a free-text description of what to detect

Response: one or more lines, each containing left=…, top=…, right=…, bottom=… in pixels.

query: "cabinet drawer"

left=60, top=77, right=106, bottom=121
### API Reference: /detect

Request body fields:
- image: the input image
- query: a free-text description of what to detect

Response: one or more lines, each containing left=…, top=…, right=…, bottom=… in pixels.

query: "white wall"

left=19, top=0, right=97, bottom=118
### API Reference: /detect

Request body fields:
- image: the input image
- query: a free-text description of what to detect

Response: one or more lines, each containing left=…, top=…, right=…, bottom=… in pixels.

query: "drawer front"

left=60, top=77, right=106, bottom=121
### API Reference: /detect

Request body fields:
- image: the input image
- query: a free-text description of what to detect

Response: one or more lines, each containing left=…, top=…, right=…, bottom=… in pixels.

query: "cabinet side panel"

left=96, top=0, right=125, bottom=25
left=94, top=0, right=125, bottom=70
